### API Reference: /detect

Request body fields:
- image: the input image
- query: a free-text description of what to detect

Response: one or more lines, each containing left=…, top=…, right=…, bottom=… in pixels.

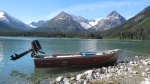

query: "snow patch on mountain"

left=93, top=10, right=126, bottom=31
left=29, top=20, right=47, bottom=28
left=0, top=11, right=31, bottom=30
left=89, top=18, right=102, bottom=26
left=0, top=12, right=4, bottom=18
left=28, top=24, right=37, bottom=28
left=70, top=15, right=99, bottom=29
left=0, top=11, right=9, bottom=23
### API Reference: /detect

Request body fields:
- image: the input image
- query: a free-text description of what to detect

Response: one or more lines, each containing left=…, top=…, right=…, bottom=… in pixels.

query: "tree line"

left=0, top=31, right=103, bottom=39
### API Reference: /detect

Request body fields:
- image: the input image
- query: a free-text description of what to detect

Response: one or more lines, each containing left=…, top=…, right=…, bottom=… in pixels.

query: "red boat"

left=33, top=49, right=119, bottom=68
left=10, top=40, right=119, bottom=68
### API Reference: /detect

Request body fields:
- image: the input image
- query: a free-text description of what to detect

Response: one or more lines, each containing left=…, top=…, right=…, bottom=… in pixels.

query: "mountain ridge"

left=0, top=10, right=127, bottom=32
left=102, top=6, right=150, bottom=40
left=93, top=10, right=126, bottom=31
left=35, top=10, right=125, bottom=32
left=29, top=20, right=47, bottom=28
left=37, top=11, right=86, bottom=32
left=0, top=11, right=31, bottom=31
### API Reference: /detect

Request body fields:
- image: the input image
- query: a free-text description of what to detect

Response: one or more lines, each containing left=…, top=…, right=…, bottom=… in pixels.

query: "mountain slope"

left=38, top=11, right=86, bottom=32
left=70, top=15, right=98, bottom=29
left=0, top=21, right=19, bottom=31
left=29, top=20, right=47, bottom=28
left=0, top=11, right=31, bottom=31
left=93, top=10, right=126, bottom=31
left=102, top=6, right=150, bottom=40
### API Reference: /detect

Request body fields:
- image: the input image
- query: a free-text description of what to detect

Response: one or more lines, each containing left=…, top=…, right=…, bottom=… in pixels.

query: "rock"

left=76, top=74, right=84, bottom=81
left=83, top=80, right=88, bottom=84
left=101, top=67, right=107, bottom=73
left=141, top=59, right=149, bottom=65
left=131, top=71, right=139, bottom=75
left=84, top=70, right=93, bottom=75
left=56, top=76, right=64, bottom=82
left=109, top=81, right=114, bottom=84
left=145, top=68, right=150, bottom=72
left=70, top=77, right=75, bottom=81
left=142, top=72, right=147, bottom=77
left=139, top=65, right=143, bottom=69
left=94, top=72, right=100, bottom=78
left=86, top=72, right=95, bottom=81
left=63, top=77, right=70, bottom=84
left=141, top=78, right=150, bottom=84
left=40, top=78, right=55, bottom=84
left=135, top=56, right=139, bottom=60
left=129, top=61, right=138, bottom=66
left=129, top=75, right=132, bottom=77
left=53, top=55, right=150, bottom=84
left=95, top=68, right=101, bottom=73
left=108, top=67, right=116, bottom=73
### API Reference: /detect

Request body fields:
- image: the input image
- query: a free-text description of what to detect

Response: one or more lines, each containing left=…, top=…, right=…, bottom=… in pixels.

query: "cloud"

left=38, top=1, right=131, bottom=20
left=27, top=11, right=60, bottom=23
left=39, top=11, right=60, bottom=20
left=125, top=16, right=133, bottom=20
left=64, top=1, right=130, bottom=12
left=35, top=0, right=149, bottom=22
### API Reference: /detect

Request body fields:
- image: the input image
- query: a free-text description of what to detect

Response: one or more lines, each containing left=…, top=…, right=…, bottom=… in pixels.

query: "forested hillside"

left=102, top=6, right=150, bottom=40
left=0, top=31, right=102, bottom=39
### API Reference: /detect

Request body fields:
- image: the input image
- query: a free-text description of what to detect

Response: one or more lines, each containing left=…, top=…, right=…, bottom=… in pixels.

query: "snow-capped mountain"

left=0, top=11, right=31, bottom=30
left=93, top=10, right=126, bottom=31
left=29, top=20, right=47, bottom=28
left=70, top=15, right=98, bottom=29
left=38, top=11, right=86, bottom=32
left=69, top=13, right=103, bottom=29
left=89, top=19, right=99, bottom=26
left=29, top=10, right=127, bottom=32
left=37, top=11, right=126, bottom=32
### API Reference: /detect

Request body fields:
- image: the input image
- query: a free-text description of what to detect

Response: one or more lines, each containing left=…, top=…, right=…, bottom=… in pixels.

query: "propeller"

left=10, top=40, right=45, bottom=60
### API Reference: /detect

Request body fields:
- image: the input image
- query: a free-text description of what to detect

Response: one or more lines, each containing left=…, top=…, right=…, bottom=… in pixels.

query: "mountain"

left=93, top=10, right=126, bottom=31
left=0, top=11, right=31, bottom=31
left=102, top=6, right=150, bottom=40
left=70, top=15, right=98, bottom=29
left=35, top=11, right=126, bottom=32
left=38, top=11, right=86, bottom=32
left=0, top=20, right=19, bottom=31
left=29, top=20, right=47, bottom=28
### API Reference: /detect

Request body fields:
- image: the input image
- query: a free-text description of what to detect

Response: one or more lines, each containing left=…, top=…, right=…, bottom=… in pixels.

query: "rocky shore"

left=41, top=55, right=150, bottom=84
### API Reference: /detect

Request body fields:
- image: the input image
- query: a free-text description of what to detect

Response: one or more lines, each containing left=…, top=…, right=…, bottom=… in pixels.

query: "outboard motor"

left=31, top=40, right=45, bottom=57
left=31, top=40, right=42, bottom=53
left=10, top=40, right=45, bottom=60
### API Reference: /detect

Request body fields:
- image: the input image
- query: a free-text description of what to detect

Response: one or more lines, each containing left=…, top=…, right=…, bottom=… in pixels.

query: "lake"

left=0, top=37, right=150, bottom=84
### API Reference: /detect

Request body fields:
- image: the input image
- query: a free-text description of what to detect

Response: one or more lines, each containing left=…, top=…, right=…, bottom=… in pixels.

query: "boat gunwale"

left=33, top=51, right=117, bottom=60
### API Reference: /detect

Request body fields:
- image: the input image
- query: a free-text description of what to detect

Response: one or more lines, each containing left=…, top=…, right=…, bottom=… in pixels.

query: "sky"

left=0, top=0, right=150, bottom=24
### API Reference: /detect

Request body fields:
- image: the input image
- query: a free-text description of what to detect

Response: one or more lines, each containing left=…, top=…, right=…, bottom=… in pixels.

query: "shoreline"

left=41, top=55, right=150, bottom=84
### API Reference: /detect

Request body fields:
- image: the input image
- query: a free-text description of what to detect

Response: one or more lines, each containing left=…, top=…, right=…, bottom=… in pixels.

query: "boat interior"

left=33, top=49, right=118, bottom=59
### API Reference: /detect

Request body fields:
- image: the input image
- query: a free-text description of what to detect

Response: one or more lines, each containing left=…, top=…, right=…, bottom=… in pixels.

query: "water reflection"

left=10, top=70, right=29, bottom=79
left=0, top=41, right=4, bottom=67
left=0, top=42, right=3, bottom=62
left=79, top=39, right=98, bottom=52
left=10, top=67, right=93, bottom=84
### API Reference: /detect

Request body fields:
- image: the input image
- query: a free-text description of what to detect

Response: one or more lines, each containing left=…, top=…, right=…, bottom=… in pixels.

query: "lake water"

left=0, top=37, right=150, bottom=84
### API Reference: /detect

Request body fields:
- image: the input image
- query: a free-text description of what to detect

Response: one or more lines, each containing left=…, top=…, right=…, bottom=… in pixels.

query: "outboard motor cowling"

left=31, top=40, right=42, bottom=53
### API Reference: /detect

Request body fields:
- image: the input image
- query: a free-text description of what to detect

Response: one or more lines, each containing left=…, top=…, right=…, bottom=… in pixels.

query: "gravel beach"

left=40, top=55, right=150, bottom=84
